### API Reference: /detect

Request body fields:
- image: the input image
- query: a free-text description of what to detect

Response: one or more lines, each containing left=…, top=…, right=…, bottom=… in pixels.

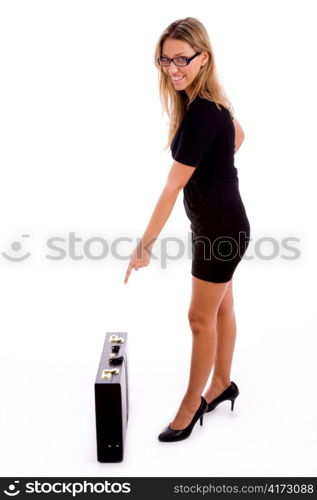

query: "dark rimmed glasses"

left=157, top=51, right=202, bottom=67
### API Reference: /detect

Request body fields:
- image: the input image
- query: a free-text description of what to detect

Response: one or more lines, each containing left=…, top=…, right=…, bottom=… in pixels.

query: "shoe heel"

left=231, top=398, right=236, bottom=411
left=200, top=415, right=204, bottom=426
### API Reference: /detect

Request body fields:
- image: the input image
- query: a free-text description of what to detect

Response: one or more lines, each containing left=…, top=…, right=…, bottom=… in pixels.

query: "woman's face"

left=161, top=38, right=208, bottom=98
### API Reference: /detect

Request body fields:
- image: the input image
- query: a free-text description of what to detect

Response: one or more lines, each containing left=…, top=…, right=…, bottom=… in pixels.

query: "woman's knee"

left=188, top=309, right=217, bottom=332
left=188, top=276, right=231, bottom=331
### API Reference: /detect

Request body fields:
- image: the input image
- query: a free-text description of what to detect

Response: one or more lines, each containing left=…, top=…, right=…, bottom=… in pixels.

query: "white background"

left=0, top=0, right=316, bottom=477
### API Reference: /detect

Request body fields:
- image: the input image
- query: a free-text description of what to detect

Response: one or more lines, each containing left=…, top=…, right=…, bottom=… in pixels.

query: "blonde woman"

left=124, top=17, right=250, bottom=442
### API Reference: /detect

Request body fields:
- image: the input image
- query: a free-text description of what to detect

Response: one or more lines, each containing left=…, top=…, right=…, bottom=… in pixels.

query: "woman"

left=124, top=17, right=251, bottom=442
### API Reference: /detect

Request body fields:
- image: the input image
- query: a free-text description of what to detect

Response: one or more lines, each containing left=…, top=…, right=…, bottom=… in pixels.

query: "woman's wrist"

left=139, top=236, right=157, bottom=254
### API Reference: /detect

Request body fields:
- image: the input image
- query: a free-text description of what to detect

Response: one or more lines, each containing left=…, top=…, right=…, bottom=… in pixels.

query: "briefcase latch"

left=101, top=368, right=120, bottom=380
left=109, top=354, right=124, bottom=365
left=109, top=335, right=125, bottom=344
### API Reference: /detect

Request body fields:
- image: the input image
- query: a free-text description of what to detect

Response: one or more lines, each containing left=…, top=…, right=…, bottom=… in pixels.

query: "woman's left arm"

left=233, top=117, right=245, bottom=153
left=124, top=160, right=196, bottom=284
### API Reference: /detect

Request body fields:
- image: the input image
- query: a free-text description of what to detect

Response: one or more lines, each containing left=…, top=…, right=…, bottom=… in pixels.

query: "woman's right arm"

left=233, top=117, right=245, bottom=153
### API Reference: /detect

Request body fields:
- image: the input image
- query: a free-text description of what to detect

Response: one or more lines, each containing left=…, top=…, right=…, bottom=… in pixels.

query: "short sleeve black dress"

left=171, top=90, right=251, bottom=283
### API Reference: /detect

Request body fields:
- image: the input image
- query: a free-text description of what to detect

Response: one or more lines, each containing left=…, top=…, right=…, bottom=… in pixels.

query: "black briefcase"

left=94, top=332, right=129, bottom=462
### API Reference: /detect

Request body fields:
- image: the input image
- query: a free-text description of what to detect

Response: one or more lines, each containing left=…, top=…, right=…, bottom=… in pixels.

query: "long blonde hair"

left=154, top=17, right=234, bottom=151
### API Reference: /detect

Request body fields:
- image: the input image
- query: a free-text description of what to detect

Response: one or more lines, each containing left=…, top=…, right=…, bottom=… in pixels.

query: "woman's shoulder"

left=190, top=95, right=233, bottom=126
left=190, top=95, right=225, bottom=113
left=184, top=95, right=224, bottom=125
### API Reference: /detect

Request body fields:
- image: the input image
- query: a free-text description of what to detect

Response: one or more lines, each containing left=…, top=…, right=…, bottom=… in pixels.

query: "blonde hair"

left=154, top=17, right=234, bottom=151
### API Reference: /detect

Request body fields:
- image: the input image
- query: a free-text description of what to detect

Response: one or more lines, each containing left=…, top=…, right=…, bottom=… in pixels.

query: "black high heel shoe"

left=158, top=396, right=208, bottom=442
left=205, top=381, right=239, bottom=413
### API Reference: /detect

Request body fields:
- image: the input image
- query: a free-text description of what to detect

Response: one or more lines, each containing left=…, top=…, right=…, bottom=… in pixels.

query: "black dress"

left=171, top=90, right=251, bottom=283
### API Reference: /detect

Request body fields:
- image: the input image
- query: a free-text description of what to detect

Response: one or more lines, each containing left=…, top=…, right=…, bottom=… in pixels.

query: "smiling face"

left=161, top=38, right=209, bottom=98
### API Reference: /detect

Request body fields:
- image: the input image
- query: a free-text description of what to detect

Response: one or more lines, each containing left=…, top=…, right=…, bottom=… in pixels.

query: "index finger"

left=124, top=260, right=134, bottom=284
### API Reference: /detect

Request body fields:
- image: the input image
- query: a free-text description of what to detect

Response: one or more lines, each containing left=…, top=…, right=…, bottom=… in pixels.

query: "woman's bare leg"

left=170, top=275, right=230, bottom=430
left=203, top=279, right=237, bottom=403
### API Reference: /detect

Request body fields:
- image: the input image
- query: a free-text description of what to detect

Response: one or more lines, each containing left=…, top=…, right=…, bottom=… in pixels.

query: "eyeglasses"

left=157, top=51, right=202, bottom=67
